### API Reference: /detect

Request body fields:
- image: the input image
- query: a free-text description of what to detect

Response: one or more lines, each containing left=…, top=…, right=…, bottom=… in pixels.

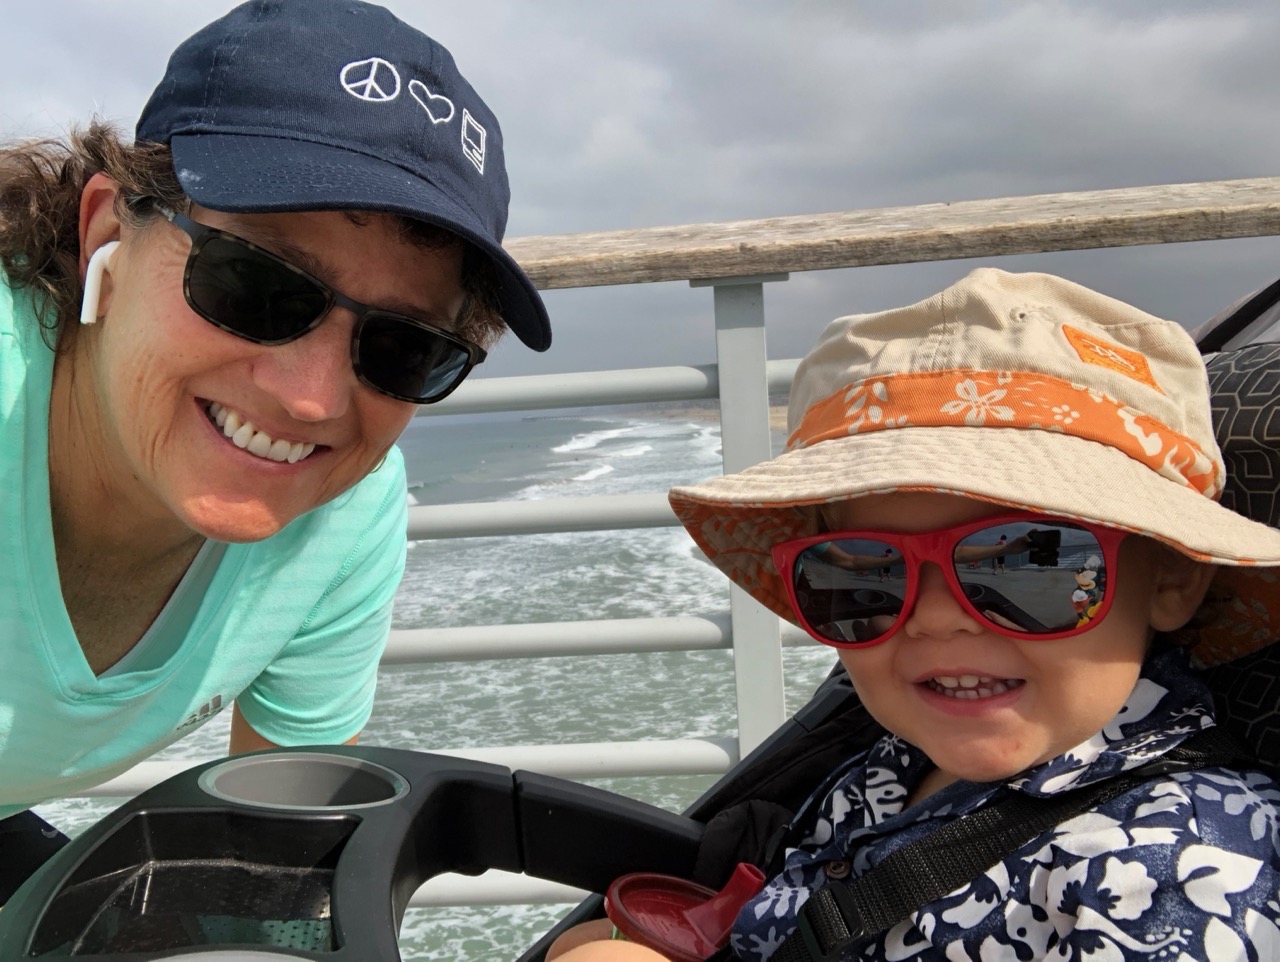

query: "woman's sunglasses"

left=772, top=513, right=1128, bottom=648
left=153, top=204, right=486, bottom=403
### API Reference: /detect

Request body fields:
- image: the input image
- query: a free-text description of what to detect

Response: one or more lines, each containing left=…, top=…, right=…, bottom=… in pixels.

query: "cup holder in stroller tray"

left=198, top=752, right=408, bottom=810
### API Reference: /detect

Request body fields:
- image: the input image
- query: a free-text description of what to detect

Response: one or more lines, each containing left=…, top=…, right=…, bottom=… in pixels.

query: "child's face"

left=824, top=492, right=1170, bottom=790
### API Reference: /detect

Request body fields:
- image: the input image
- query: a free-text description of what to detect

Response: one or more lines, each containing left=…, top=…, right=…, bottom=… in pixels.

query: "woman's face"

left=78, top=205, right=465, bottom=543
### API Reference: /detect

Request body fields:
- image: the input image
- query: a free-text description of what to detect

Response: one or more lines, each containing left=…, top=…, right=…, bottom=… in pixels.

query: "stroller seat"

left=1202, top=341, right=1280, bottom=771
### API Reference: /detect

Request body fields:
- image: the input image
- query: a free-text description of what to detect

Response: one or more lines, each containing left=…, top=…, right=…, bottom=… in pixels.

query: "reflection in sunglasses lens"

left=359, top=315, right=469, bottom=402
left=792, top=538, right=905, bottom=645
left=954, top=522, right=1105, bottom=635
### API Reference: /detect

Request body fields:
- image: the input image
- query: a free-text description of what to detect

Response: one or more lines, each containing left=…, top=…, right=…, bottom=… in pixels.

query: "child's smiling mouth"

left=924, top=675, right=1026, bottom=699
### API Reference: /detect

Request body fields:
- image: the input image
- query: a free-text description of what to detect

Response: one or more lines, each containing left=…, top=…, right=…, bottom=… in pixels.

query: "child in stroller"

left=557, top=268, right=1280, bottom=961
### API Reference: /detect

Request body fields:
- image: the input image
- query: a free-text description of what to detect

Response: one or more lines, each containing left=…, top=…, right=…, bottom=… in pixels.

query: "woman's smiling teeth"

left=208, top=402, right=316, bottom=464
left=927, top=675, right=1025, bottom=700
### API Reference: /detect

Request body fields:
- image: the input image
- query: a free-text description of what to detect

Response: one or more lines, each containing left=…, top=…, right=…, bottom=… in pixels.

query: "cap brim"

left=168, top=133, right=551, bottom=352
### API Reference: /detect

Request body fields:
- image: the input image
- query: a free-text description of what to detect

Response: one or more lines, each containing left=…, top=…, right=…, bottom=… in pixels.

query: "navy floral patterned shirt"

left=733, top=648, right=1280, bottom=961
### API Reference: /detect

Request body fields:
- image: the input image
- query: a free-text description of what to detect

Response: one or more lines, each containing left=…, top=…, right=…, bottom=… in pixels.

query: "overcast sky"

left=5, top=1, right=1280, bottom=379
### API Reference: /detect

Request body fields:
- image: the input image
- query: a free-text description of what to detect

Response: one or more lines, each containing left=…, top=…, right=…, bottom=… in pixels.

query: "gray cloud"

left=4, top=1, right=1279, bottom=377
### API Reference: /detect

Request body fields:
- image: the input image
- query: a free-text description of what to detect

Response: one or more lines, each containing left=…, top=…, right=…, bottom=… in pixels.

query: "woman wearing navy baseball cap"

left=0, top=0, right=549, bottom=899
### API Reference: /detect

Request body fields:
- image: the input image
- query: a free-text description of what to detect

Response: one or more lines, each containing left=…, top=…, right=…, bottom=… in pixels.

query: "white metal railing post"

left=692, top=274, right=790, bottom=754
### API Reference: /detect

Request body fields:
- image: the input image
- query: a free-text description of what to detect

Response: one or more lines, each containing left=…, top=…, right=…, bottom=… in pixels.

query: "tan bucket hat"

left=669, top=268, right=1280, bottom=667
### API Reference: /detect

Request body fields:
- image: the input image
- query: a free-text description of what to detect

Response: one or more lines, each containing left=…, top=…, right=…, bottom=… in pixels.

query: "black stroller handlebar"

left=0, top=746, right=704, bottom=961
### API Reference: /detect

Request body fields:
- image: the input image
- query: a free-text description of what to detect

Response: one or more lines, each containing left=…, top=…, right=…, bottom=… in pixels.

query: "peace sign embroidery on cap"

left=340, top=57, right=402, bottom=102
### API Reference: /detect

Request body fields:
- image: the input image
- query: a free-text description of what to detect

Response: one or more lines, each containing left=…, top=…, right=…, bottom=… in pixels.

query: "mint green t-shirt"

left=0, top=276, right=408, bottom=817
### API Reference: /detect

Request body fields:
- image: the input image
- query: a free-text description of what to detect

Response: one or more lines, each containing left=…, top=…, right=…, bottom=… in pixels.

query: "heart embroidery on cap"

left=409, top=80, right=455, bottom=124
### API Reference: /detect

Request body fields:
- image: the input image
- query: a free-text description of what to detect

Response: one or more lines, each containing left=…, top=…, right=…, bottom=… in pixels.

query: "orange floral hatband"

left=788, top=369, right=1223, bottom=498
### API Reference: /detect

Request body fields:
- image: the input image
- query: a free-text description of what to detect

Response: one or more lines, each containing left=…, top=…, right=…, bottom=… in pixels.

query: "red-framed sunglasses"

left=771, top=513, right=1128, bottom=648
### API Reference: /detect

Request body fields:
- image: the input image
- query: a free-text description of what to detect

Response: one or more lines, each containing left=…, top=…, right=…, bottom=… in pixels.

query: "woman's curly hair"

left=0, top=119, right=504, bottom=351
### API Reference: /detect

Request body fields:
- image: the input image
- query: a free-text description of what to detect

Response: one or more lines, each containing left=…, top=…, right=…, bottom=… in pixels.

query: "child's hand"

left=548, top=919, right=669, bottom=961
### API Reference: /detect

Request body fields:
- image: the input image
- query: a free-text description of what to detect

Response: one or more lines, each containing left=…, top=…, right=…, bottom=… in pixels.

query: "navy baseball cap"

left=136, top=0, right=550, bottom=351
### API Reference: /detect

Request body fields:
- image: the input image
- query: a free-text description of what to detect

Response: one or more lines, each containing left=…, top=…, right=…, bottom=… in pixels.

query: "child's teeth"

left=929, top=676, right=1024, bottom=699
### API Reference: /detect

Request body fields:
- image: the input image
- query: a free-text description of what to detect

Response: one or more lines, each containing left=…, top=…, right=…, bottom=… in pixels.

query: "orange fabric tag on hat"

left=1062, top=325, right=1162, bottom=393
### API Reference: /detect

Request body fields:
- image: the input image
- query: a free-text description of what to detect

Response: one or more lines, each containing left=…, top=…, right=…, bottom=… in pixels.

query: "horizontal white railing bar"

left=72, top=738, right=739, bottom=799
left=411, top=871, right=586, bottom=908
left=421, top=360, right=800, bottom=417
left=384, top=615, right=814, bottom=664
left=408, top=493, right=676, bottom=540
left=504, top=178, right=1280, bottom=289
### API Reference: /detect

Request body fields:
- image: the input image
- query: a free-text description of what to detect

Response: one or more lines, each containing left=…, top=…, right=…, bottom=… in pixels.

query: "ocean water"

left=35, top=408, right=837, bottom=961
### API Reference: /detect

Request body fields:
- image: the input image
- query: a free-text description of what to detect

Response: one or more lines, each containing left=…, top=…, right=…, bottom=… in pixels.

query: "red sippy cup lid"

left=605, top=863, right=766, bottom=962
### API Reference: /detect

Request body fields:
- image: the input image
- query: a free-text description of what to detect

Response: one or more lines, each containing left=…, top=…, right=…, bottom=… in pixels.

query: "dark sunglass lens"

left=791, top=538, right=905, bottom=644
left=187, top=236, right=327, bottom=342
left=954, top=521, right=1106, bottom=634
left=358, top=315, right=471, bottom=401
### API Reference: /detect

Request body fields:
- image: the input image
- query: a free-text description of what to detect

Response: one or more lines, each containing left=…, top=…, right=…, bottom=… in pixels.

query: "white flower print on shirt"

left=1097, top=858, right=1156, bottom=920
left=1177, top=845, right=1264, bottom=916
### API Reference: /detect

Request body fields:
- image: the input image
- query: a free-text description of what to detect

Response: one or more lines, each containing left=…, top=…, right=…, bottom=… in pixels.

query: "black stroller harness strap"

left=770, top=726, right=1248, bottom=962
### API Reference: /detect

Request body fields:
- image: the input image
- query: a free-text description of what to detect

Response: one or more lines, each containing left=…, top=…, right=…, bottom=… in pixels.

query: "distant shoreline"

left=646, top=401, right=789, bottom=431
left=514, top=400, right=790, bottom=431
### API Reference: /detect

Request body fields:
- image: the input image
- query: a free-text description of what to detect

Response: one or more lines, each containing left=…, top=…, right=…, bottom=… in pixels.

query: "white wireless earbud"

left=79, top=241, right=121, bottom=326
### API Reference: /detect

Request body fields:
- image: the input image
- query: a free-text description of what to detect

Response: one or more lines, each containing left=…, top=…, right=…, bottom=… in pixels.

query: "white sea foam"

left=690, top=422, right=724, bottom=460
left=551, top=426, right=635, bottom=453
left=571, top=464, right=615, bottom=482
